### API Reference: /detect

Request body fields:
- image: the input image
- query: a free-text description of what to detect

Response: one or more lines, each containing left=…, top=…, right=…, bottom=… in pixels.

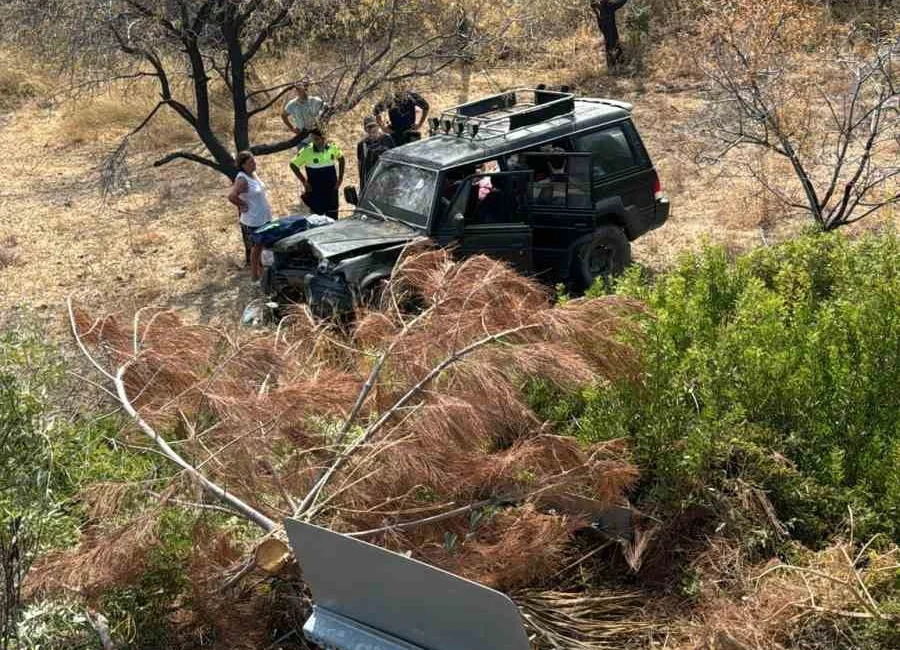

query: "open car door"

left=441, top=170, right=534, bottom=272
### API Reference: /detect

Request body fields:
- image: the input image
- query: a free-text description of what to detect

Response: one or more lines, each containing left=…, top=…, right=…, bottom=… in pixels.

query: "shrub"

left=0, top=318, right=189, bottom=648
left=0, top=60, right=45, bottom=111
left=1, top=324, right=67, bottom=648
left=559, top=230, right=900, bottom=544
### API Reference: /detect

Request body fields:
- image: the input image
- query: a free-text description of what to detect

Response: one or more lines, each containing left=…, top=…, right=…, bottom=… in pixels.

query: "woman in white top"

left=227, top=151, right=272, bottom=281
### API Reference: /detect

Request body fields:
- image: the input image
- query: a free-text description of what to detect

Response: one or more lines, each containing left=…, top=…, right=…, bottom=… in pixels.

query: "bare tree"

left=2, top=0, right=475, bottom=179
left=694, top=1, right=898, bottom=230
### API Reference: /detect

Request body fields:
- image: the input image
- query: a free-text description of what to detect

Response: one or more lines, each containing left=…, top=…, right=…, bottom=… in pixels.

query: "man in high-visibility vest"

left=290, top=127, right=345, bottom=219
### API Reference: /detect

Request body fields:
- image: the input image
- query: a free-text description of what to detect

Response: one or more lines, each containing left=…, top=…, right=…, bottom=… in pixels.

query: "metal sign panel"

left=285, top=519, right=531, bottom=650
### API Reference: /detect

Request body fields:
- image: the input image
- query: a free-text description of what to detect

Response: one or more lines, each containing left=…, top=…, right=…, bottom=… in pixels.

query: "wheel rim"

left=589, top=242, right=614, bottom=279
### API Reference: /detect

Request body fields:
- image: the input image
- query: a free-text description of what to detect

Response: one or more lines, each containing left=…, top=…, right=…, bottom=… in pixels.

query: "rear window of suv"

left=574, top=124, right=641, bottom=180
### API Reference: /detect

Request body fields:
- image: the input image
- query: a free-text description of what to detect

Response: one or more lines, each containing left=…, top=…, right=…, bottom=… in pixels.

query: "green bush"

left=98, top=509, right=195, bottom=649
left=548, top=230, right=899, bottom=544
left=0, top=319, right=190, bottom=648
left=1, top=324, right=68, bottom=649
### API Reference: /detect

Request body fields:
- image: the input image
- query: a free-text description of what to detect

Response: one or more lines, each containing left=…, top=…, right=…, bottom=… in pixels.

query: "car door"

left=517, top=151, right=595, bottom=280
left=572, top=121, right=656, bottom=239
left=435, top=171, right=533, bottom=273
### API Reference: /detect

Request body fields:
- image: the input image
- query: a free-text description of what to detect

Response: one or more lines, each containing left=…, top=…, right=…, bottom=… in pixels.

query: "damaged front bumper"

left=303, top=272, right=355, bottom=316
left=261, top=265, right=355, bottom=317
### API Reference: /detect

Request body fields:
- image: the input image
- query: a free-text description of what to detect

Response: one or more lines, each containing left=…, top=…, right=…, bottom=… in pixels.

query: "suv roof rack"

left=434, top=87, right=575, bottom=141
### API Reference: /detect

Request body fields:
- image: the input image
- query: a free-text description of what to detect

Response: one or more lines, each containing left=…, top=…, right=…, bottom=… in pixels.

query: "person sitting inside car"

left=530, top=144, right=568, bottom=204
left=475, top=161, right=499, bottom=200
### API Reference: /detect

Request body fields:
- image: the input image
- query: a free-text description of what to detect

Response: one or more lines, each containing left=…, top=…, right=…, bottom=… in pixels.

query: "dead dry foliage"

left=34, top=250, right=655, bottom=644
left=672, top=529, right=900, bottom=650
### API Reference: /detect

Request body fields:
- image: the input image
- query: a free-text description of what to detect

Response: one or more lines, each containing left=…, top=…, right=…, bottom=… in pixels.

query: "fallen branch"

left=347, top=499, right=496, bottom=538
left=295, top=322, right=542, bottom=517
left=67, top=297, right=276, bottom=533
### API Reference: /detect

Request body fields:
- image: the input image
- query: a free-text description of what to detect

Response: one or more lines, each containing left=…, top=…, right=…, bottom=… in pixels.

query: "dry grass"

left=0, top=50, right=47, bottom=111
left=0, top=233, right=18, bottom=268
left=669, top=534, right=900, bottom=650
left=516, top=588, right=656, bottom=649
left=58, top=88, right=197, bottom=149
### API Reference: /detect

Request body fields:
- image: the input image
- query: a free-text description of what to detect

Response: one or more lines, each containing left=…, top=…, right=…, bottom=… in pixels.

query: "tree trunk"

left=185, top=36, right=237, bottom=175
left=224, top=8, right=251, bottom=153
left=458, top=59, right=472, bottom=104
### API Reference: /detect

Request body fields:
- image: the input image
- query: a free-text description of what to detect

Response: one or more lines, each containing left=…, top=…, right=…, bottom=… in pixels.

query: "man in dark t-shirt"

left=374, top=90, right=430, bottom=145
left=356, top=115, right=395, bottom=191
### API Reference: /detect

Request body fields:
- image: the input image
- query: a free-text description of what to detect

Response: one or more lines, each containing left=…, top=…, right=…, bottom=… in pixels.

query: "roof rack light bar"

left=438, top=87, right=575, bottom=140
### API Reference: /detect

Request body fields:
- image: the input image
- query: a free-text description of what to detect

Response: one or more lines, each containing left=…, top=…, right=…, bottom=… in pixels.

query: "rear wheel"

left=573, top=225, right=631, bottom=292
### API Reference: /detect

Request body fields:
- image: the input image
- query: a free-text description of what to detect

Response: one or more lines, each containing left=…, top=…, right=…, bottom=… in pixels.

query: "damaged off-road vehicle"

left=260, top=87, right=669, bottom=315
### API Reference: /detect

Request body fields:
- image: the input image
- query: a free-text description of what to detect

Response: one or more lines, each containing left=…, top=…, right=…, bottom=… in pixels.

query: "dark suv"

left=261, top=88, right=669, bottom=314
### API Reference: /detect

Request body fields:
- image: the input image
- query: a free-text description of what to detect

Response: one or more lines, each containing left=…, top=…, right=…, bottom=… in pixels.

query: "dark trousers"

left=304, top=186, right=339, bottom=219
left=591, top=0, right=629, bottom=65
left=392, top=129, right=421, bottom=146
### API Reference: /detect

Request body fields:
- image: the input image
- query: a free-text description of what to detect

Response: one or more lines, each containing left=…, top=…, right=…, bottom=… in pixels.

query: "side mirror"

left=343, top=186, right=359, bottom=206
left=452, top=212, right=465, bottom=237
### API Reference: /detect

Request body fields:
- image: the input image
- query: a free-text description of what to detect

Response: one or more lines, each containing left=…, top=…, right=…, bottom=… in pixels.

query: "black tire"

left=573, top=225, right=631, bottom=292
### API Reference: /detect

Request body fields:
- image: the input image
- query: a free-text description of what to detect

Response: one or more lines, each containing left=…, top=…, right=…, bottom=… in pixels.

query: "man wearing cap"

left=281, top=78, right=326, bottom=146
left=373, top=89, right=429, bottom=146
left=290, top=127, right=345, bottom=219
left=356, top=116, right=395, bottom=192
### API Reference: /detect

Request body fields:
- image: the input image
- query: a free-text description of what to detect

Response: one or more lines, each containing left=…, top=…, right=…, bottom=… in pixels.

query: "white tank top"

left=236, top=171, right=273, bottom=227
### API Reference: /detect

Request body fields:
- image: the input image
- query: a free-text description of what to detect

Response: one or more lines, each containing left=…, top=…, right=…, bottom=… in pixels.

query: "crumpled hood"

left=273, top=216, right=420, bottom=259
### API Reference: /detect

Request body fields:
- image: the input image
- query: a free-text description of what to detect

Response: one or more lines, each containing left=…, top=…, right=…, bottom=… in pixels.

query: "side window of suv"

left=574, top=125, right=639, bottom=181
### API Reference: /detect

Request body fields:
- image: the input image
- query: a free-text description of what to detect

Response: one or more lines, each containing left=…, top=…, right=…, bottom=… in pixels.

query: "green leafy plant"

left=564, top=230, right=900, bottom=544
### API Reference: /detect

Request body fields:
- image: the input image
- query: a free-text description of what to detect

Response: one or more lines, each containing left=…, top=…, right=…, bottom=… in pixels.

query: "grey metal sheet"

left=285, top=518, right=531, bottom=650
left=303, top=606, right=425, bottom=650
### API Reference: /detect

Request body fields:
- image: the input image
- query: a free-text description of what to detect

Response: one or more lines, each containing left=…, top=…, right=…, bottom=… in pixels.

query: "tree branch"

left=347, top=499, right=496, bottom=538
left=243, top=1, right=295, bottom=63
left=248, top=135, right=307, bottom=156
left=152, top=150, right=227, bottom=173
left=67, top=300, right=276, bottom=532
left=247, top=84, right=296, bottom=117
left=295, top=322, right=542, bottom=517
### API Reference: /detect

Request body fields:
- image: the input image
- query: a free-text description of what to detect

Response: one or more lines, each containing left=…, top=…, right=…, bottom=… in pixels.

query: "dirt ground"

left=0, top=59, right=882, bottom=329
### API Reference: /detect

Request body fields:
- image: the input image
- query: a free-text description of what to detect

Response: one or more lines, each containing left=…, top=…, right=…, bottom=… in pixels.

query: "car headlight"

left=261, top=249, right=275, bottom=267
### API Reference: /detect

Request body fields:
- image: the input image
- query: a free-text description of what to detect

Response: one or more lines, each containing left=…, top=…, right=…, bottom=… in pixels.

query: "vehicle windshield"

left=359, top=161, right=436, bottom=229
